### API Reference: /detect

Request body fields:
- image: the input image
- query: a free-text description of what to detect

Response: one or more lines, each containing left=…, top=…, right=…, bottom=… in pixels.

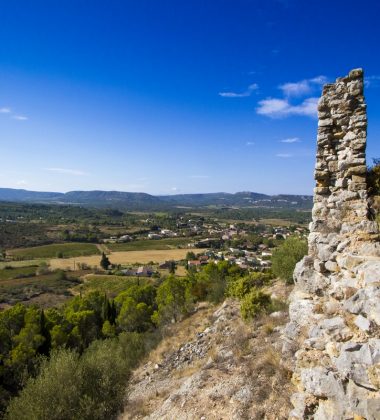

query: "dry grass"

left=146, top=302, right=214, bottom=366
left=49, top=248, right=207, bottom=270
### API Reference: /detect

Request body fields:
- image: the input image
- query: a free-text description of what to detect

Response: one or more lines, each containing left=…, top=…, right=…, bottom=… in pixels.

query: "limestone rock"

left=283, top=68, right=380, bottom=419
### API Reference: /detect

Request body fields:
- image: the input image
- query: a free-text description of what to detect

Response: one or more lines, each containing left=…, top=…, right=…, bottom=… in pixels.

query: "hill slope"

left=122, top=283, right=293, bottom=419
left=0, top=188, right=312, bottom=210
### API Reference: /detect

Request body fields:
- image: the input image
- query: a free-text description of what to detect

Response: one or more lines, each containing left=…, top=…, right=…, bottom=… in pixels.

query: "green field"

left=75, top=274, right=151, bottom=296
left=107, top=237, right=191, bottom=252
left=8, top=243, right=100, bottom=260
left=0, top=259, right=46, bottom=269
left=0, top=265, right=37, bottom=281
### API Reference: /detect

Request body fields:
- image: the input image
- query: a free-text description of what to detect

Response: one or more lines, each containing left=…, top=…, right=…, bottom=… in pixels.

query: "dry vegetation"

left=122, top=282, right=294, bottom=420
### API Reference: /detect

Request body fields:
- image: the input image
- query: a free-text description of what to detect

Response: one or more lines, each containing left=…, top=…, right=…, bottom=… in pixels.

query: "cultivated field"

left=0, top=265, right=37, bottom=281
left=49, top=248, right=206, bottom=270
left=8, top=243, right=100, bottom=260
left=0, top=259, right=46, bottom=269
left=75, top=274, right=151, bottom=295
left=107, top=238, right=192, bottom=252
left=0, top=271, right=81, bottom=306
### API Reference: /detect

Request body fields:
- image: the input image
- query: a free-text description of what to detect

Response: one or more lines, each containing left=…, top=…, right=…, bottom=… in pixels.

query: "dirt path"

left=96, top=243, right=110, bottom=254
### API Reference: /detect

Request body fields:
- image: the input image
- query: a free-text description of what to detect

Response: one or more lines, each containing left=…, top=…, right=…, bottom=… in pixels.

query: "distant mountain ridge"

left=0, top=188, right=312, bottom=210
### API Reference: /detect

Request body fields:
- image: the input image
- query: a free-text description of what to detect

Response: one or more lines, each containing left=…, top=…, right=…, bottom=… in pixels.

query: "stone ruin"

left=283, top=69, right=380, bottom=419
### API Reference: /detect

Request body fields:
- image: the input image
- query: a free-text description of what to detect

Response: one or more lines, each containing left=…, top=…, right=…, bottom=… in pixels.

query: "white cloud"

left=44, top=167, right=88, bottom=176
left=280, top=137, right=300, bottom=143
left=365, top=75, right=380, bottom=88
left=171, top=187, right=179, bottom=192
left=12, top=115, right=28, bottom=121
left=219, top=83, right=258, bottom=98
left=0, top=107, right=11, bottom=113
left=276, top=153, right=293, bottom=158
left=189, top=175, right=209, bottom=179
left=16, top=180, right=28, bottom=186
left=256, top=97, right=318, bottom=118
left=279, top=76, right=327, bottom=97
left=246, top=141, right=255, bottom=146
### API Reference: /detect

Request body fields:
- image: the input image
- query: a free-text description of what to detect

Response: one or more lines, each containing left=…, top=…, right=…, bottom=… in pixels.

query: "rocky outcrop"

left=283, top=69, right=380, bottom=419
left=123, top=283, right=294, bottom=420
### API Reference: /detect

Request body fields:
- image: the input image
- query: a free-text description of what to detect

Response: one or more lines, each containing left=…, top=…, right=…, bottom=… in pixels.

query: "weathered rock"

left=283, top=69, right=380, bottom=419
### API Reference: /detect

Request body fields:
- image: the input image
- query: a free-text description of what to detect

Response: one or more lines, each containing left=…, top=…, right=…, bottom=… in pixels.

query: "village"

left=102, top=214, right=308, bottom=277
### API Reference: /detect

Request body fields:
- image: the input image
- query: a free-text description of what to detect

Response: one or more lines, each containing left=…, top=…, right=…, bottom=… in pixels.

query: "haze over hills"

left=0, top=188, right=312, bottom=210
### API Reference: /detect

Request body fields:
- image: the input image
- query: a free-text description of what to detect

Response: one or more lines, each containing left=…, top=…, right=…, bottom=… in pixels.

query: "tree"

left=168, top=261, right=176, bottom=274
left=185, top=251, right=196, bottom=261
left=100, top=252, right=111, bottom=270
left=271, top=237, right=307, bottom=284
left=152, top=276, right=192, bottom=325
left=116, top=298, right=152, bottom=333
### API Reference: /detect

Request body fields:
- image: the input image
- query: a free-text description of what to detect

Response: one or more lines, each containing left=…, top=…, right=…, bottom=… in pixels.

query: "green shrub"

left=228, top=272, right=272, bottom=299
left=271, top=237, right=307, bottom=284
left=367, top=158, right=380, bottom=196
left=240, top=288, right=272, bottom=320
left=6, top=332, right=145, bottom=420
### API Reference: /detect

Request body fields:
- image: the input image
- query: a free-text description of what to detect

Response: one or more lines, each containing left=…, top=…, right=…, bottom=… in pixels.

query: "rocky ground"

left=121, top=282, right=294, bottom=420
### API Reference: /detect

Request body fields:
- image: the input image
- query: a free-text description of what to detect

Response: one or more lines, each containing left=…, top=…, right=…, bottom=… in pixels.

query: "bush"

left=228, top=272, right=272, bottom=299
left=6, top=333, right=146, bottom=420
left=367, top=158, right=380, bottom=196
left=240, top=289, right=272, bottom=320
left=271, top=237, right=307, bottom=284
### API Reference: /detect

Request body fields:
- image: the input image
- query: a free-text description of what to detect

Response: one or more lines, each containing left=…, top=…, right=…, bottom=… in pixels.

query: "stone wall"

left=283, top=69, right=380, bottom=419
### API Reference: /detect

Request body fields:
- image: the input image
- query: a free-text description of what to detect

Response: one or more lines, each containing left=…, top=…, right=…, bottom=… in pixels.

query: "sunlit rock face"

left=283, top=69, right=380, bottom=420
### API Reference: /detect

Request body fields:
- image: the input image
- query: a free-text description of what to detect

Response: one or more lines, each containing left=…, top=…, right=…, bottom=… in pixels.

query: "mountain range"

left=0, top=188, right=313, bottom=210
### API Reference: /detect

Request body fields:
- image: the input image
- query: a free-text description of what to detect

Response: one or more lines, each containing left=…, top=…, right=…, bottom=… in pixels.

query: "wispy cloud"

left=246, top=141, right=255, bottom=146
left=219, top=83, right=258, bottom=98
left=189, top=175, right=209, bottom=179
left=44, top=167, right=88, bottom=176
left=12, top=115, right=28, bottom=121
left=365, top=75, right=380, bottom=88
left=16, top=180, right=28, bottom=186
left=257, top=97, right=318, bottom=118
left=1, top=106, right=29, bottom=120
left=279, top=76, right=327, bottom=97
left=280, top=137, right=300, bottom=143
left=276, top=153, right=293, bottom=158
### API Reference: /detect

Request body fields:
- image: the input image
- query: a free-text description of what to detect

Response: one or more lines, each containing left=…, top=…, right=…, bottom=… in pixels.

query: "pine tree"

left=100, top=252, right=111, bottom=270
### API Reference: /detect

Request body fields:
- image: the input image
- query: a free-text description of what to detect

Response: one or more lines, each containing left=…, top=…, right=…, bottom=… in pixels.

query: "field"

left=49, top=248, right=206, bottom=270
left=259, top=218, right=308, bottom=227
left=8, top=243, right=100, bottom=260
left=0, top=271, right=82, bottom=306
left=107, top=237, right=192, bottom=251
left=74, top=274, right=152, bottom=296
left=0, top=265, right=38, bottom=281
left=0, top=259, right=47, bottom=269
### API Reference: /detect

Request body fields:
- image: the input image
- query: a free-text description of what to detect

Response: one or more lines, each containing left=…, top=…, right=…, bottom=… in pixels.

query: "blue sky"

left=1, top=0, right=380, bottom=195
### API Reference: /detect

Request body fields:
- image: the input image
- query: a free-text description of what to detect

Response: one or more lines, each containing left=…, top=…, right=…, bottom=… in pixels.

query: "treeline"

left=0, top=261, right=277, bottom=418
left=210, top=207, right=311, bottom=224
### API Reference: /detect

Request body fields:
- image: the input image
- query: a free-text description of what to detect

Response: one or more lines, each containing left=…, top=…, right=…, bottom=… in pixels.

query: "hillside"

left=122, top=282, right=293, bottom=420
left=0, top=188, right=312, bottom=210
